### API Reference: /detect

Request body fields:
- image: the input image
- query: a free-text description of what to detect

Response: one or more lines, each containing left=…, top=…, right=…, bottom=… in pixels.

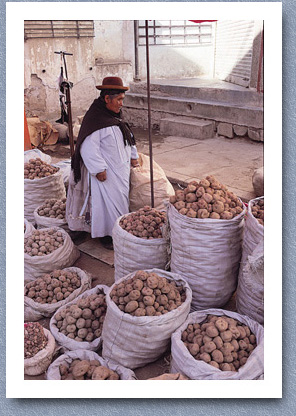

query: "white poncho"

left=80, top=126, right=138, bottom=237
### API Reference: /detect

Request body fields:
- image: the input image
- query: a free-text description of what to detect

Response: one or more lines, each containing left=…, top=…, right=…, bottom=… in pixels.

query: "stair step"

left=160, top=117, right=215, bottom=139
left=129, top=80, right=263, bottom=108
left=124, top=93, right=263, bottom=129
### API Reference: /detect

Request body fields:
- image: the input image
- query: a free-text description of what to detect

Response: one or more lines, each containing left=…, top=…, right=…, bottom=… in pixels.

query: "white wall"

left=138, top=44, right=215, bottom=80
left=24, top=20, right=215, bottom=120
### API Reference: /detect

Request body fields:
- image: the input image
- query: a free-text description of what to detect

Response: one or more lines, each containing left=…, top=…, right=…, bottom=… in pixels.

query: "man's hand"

left=131, top=158, right=140, bottom=168
left=96, top=170, right=107, bottom=181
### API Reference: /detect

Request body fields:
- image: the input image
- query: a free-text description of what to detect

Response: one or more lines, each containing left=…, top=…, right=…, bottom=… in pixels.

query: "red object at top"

left=189, top=20, right=217, bottom=23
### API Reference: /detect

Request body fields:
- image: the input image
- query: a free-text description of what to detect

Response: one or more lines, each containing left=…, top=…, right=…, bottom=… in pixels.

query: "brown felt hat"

left=96, top=76, right=129, bottom=91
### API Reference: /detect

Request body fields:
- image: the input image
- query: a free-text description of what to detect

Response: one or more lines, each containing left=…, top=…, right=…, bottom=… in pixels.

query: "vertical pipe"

left=66, top=87, right=75, bottom=156
left=257, top=29, right=264, bottom=93
left=134, top=20, right=140, bottom=81
left=145, top=20, right=154, bottom=208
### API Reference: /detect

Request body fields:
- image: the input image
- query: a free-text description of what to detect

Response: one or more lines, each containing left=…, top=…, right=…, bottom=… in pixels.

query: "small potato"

left=199, top=353, right=211, bottom=363
left=59, top=364, right=69, bottom=376
left=125, top=300, right=139, bottom=313
left=237, top=326, right=247, bottom=339
left=220, top=330, right=232, bottom=343
left=211, top=349, right=224, bottom=364
left=238, top=340, right=248, bottom=350
left=66, top=324, right=76, bottom=334
left=82, top=308, right=92, bottom=319
left=174, top=201, right=186, bottom=210
left=209, top=361, right=220, bottom=369
left=128, top=289, right=141, bottom=301
left=185, top=192, right=197, bottom=203
left=92, top=366, right=110, bottom=380
left=231, top=339, right=239, bottom=351
left=72, top=360, right=90, bottom=378
left=77, top=328, right=88, bottom=339
left=239, top=357, right=248, bottom=367
left=215, top=317, right=229, bottom=332
left=220, top=363, right=232, bottom=372
left=76, top=318, right=86, bottom=329
left=206, top=325, right=219, bottom=338
left=189, top=343, right=200, bottom=356
left=134, top=308, right=146, bottom=317
left=212, top=201, right=225, bottom=214
left=204, top=341, right=216, bottom=354
left=197, top=209, right=210, bottom=219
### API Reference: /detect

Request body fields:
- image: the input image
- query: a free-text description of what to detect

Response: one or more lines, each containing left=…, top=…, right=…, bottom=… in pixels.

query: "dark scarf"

left=71, top=97, right=136, bottom=183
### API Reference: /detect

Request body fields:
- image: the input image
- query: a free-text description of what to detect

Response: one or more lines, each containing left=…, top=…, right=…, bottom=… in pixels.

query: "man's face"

left=105, top=93, right=125, bottom=113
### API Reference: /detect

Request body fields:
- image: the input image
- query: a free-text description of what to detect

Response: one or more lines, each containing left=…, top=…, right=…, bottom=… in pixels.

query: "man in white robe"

left=66, top=77, right=139, bottom=249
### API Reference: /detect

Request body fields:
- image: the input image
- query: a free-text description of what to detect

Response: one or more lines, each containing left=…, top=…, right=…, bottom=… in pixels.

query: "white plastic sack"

left=170, top=308, right=264, bottom=380
left=102, top=269, right=192, bottom=369
left=33, top=205, right=67, bottom=229
left=24, top=327, right=56, bottom=376
left=46, top=349, right=137, bottom=380
left=24, top=169, right=66, bottom=223
left=53, top=159, right=71, bottom=189
left=50, top=285, right=108, bottom=352
left=168, top=202, right=246, bottom=311
left=24, top=267, right=92, bottom=322
left=240, top=197, right=264, bottom=266
left=24, top=149, right=51, bottom=164
left=24, top=227, right=80, bottom=281
left=112, top=215, right=169, bottom=281
left=236, top=197, right=264, bottom=323
left=24, top=218, right=35, bottom=238
left=129, top=152, right=175, bottom=211
left=236, top=239, right=264, bottom=324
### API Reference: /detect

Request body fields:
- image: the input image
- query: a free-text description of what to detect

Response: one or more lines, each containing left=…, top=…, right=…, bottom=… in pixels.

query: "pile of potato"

left=182, top=315, right=257, bottom=372
left=119, top=206, right=166, bottom=239
left=59, top=359, right=119, bottom=380
left=24, top=158, right=59, bottom=180
left=25, top=269, right=81, bottom=304
left=110, top=270, right=186, bottom=316
left=24, top=322, right=48, bottom=359
left=251, top=199, right=264, bottom=226
left=24, top=229, right=64, bottom=256
left=37, top=198, right=66, bottom=220
left=53, top=292, right=107, bottom=342
left=170, top=175, right=244, bottom=220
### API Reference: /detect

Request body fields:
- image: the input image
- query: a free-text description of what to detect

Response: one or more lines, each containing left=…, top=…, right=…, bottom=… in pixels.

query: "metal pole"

left=134, top=20, right=140, bottom=81
left=145, top=20, right=154, bottom=208
left=65, top=86, right=75, bottom=156
left=55, top=51, right=75, bottom=156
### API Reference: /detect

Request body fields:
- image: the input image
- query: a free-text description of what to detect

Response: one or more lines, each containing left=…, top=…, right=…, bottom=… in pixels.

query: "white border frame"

left=6, top=2, right=282, bottom=398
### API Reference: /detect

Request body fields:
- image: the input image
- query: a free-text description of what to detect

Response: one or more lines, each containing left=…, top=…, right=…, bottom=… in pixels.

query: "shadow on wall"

left=214, top=25, right=263, bottom=92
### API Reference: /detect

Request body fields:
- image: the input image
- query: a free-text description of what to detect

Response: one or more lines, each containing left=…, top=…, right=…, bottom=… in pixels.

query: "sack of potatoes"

left=170, top=175, right=244, bottom=220
left=50, top=285, right=108, bottom=351
left=170, top=309, right=264, bottom=380
left=46, top=349, right=136, bottom=380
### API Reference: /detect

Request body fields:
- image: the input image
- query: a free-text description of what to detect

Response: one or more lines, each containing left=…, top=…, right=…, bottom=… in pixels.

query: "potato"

left=215, top=317, right=228, bottom=332
left=211, top=349, right=224, bottom=364
left=220, top=330, right=233, bottom=343
left=125, top=301, right=138, bottom=313
left=204, top=341, right=216, bottom=353
left=206, top=325, right=219, bottom=338
left=199, top=353, right=211, bottom=363
left=72, top=360, right=90, bottom=379
left=92, top=366, right=110, bottom=380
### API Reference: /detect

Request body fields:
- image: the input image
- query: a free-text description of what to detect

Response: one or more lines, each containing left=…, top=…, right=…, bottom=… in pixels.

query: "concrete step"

left=129, top=80, right=263, bottom=108
left=124, top=92, right=263, bottom=129
left=160, top=117, right=214, bottom=139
